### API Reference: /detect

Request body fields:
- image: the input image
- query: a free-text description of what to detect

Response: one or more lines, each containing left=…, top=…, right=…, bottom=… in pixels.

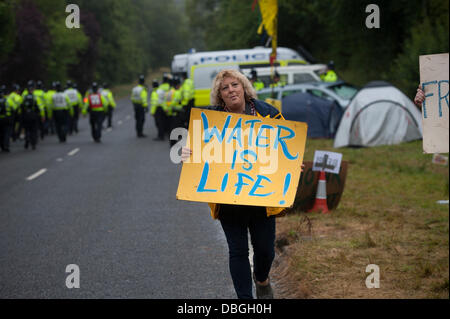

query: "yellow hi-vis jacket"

left=253, top=80, right=265, bottom=91
left=181, top=78, right=194, bottom=105
left=320, top=70, right=338, bottom=82
left=164, top=87, right=176, bottom=114
left=169, top=88, right=183, bottom=116
left=150, top=89, right=159, bottom=115
left=102, top=89, right=116, bottom=110
left=156, top=82, right=170, bottom=112
left=65, top=88, right=82, bottom=109
left=8, top=91, right=23, bottom=112
left=131, top=85, right=148, bottom=107
left=51, top=92, right=74, bottom=117
left=83, top=93, right=108, bottom=114
left=0, top=95, right=14, bottom=118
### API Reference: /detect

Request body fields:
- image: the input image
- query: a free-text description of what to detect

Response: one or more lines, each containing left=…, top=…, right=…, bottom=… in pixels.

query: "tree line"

left=185, top=0, right=449, bottom=97
left=0, top=0, right=189, bottom=92
left=1, top=0, right=448, bottom=97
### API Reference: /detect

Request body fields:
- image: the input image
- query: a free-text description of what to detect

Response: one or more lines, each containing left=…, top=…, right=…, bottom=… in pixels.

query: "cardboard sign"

left=419, top=53, right=449, bottom=154
left=176, top=108, right=308, bottom=207
left=287, top=161, right=348, bottom=212
left=312, top=150, right=342, bottom=174
left=432, top=153, right=449, bottom=166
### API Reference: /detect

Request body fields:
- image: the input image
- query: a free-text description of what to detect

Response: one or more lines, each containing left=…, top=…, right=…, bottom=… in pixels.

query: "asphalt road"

left=0, top=98, right=235, bottom=298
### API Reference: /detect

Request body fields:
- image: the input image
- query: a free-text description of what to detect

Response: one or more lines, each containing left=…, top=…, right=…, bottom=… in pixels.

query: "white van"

left=171, top=46, right=308, bottom=78
left=171, top=47, right=314, bottom=107
left=190, top=64, right=327, bottom=107
left=241, top=65, right=327, bottom=87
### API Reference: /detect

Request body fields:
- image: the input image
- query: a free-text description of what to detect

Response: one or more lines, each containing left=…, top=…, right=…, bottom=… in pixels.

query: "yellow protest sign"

left=176, top=108, right=308, bottom=207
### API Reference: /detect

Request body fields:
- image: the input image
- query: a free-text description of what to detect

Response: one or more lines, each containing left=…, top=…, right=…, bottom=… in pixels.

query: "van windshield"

left=330, top=84, right=358, bottom=100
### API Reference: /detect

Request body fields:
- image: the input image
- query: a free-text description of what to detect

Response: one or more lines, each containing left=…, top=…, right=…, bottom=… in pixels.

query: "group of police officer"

left=126, top=68, right=282, bottom=147
left=0, top=79, right=116, bottom=152
left=126, top=65, right=337, bottom=147
left=130, top=73, right=194, bottom=146
left=1, top=62, right=339, bottom=153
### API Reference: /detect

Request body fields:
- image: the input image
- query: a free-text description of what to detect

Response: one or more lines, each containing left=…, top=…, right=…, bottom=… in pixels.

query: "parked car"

left=242, top=64, right=326, bottom=87
left=257, top=80, right=359, bottom=109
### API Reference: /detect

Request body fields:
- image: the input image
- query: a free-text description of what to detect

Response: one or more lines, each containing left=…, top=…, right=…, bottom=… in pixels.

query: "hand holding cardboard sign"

left=414, top=84, right=425, bottom=107
left=181, top=147, right=192, bottom=162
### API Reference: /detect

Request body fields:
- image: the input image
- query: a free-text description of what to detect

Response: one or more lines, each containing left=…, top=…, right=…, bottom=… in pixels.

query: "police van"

left=171, top=46, right=307, bottom=77
left=171, top=47, right=312, bottom=107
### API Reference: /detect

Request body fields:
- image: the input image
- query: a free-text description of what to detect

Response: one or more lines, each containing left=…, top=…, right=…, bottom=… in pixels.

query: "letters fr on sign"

left=419, top=53, right=449, bottom=154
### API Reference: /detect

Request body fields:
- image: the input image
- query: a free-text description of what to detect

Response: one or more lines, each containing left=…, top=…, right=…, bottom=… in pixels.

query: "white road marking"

left=68, top=148, right=80, bottom=156
left=56, top=158, right=63, bottom=162
left=106, top=128, right=112, bottom=133
left=125, top=115, right=131, bottom=120
left=118, top=120, right=123, bottom=125
left=26, top=169, right=47, bottom=181
left=249, top=234, right=254, bottom=271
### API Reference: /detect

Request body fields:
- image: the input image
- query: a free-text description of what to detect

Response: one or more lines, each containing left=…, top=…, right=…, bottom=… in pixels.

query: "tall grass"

left=273, top=139, right=449, bottom=299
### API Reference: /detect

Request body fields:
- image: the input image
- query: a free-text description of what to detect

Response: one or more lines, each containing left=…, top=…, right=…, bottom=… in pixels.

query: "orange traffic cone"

left=308, top=170, right=329, bottom=213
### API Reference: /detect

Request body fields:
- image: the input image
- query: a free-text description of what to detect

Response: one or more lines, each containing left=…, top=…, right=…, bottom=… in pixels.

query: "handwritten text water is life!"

left=172, top=112, right=299, bottom=203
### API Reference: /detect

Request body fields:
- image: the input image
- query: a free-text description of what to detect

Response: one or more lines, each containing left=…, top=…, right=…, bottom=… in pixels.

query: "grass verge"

left=272, top=139, right=449, bottom=299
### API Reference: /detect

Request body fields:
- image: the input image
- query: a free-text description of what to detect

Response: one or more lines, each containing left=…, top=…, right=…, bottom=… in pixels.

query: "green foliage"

left=0, top=0, right=17, bottom=64
left=1, top=0, right=189, bottom=89
left=136, top=0, right=190, bottom=68
left=93, top=0, right=145, bottom=83
left=185, top=0, right=221, bottom=50
left=186, top=0, right=261, bottom=50
left=207, top=0, right=260, bottom=50
left=390, top=3, right=449, bottom=97
left=39, top=0, right=88, bottom=83
left=186, top=0, right=449, bottom=95
left=2, top=0, right=448, bottom=93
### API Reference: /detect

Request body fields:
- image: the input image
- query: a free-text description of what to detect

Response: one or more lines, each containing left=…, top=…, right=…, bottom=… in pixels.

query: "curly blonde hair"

left=210, top=69, right=257, bottom=107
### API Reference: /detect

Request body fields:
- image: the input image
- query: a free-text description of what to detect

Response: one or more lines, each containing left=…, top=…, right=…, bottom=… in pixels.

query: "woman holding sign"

left=182, top=69, right=303, bottom=299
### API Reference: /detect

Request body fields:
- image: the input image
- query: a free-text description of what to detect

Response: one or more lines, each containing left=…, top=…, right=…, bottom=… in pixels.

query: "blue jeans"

left=219, top=204, right=276, bottom=299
